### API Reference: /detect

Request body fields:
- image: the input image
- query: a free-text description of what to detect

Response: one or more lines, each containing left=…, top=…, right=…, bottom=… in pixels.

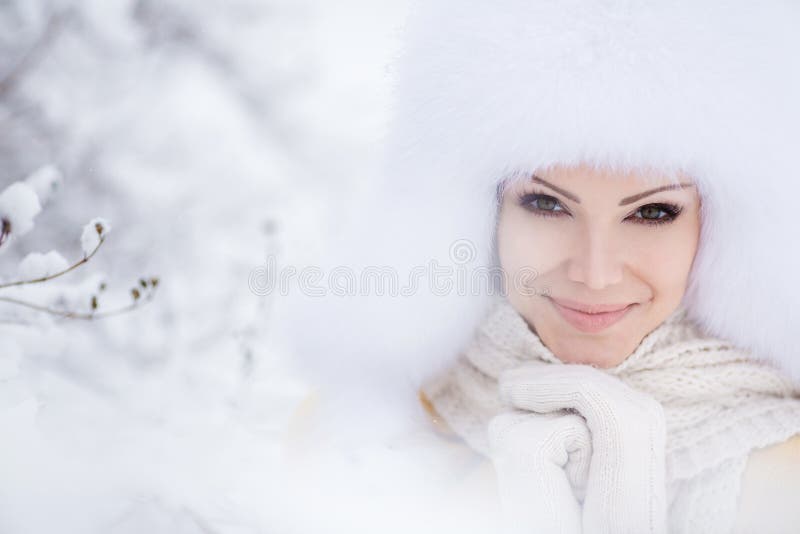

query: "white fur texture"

left=273, top=0, right=800, bottom=446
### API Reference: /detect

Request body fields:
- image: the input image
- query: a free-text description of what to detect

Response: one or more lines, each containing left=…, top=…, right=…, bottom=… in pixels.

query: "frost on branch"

left=0, top=170, right=156, bottom=321
left=0, top=164, right=62, bottom=251
left=0, top=182, right=42, bottom=248
left=80, top=217, right=112, bottom=258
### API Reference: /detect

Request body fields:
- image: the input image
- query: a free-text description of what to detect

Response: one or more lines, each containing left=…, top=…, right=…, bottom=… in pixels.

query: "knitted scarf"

left=421, top=295, right=800, bottom=533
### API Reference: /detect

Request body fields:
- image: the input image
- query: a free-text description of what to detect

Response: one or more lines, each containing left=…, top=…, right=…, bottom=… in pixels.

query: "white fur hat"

left=274, top=0, right=800, bottom=442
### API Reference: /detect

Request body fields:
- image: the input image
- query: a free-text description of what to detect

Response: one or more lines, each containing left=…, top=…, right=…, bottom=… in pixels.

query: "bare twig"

left=0, top=236, right=104, bottom=289
left=0, top=286, right=157, bottom=320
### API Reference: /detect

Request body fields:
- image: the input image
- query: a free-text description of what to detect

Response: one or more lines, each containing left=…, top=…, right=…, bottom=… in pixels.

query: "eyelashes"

left=516, top=191, right=684, bottom=227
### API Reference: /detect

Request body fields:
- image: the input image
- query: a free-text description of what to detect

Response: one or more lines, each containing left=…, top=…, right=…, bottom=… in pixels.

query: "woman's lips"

left=549, top=297, right=637, bottom=333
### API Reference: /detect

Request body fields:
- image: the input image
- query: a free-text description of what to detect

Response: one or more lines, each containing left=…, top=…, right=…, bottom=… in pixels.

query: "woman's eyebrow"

left=618, top=183, right=696, bottom=205
left=530, top=175, right=695, bottom=205
left=530, top=176, right=581, bottom=203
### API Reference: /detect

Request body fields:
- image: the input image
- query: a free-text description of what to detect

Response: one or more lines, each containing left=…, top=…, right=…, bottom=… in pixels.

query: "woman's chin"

left=556, top=352, right=621, bottom=368
left=547, top=334, right=634, bottom=368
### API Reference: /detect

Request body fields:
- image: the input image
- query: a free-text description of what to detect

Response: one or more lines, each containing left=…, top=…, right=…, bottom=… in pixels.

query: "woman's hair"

left=490, top=176, right=512, bottom=296
left=495, top=178, right=507, bottom=207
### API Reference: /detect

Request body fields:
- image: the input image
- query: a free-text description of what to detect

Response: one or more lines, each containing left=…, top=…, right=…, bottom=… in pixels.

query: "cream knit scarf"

left=421, top=295, right=800, bottom=533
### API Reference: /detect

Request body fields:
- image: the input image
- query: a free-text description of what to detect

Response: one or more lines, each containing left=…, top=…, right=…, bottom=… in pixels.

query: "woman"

left=419, top=162, right=800, bottom=533
left=276, top=1, right=800, bottom=532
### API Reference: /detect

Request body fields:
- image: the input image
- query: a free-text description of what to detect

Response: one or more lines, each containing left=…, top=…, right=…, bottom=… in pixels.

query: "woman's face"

left=496, top=163, right=702, bottom=368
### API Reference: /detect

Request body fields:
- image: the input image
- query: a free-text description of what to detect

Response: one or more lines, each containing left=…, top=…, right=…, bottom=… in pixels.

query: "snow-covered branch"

left=0, top=169, right=159, bottom=321
left=0, top=276, right=158, bottom=320
left=0, top=221, right=105, bottom=289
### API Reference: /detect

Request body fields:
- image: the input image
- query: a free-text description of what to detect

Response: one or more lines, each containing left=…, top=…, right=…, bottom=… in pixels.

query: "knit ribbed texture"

left=421, top=295, right=800, bottom=533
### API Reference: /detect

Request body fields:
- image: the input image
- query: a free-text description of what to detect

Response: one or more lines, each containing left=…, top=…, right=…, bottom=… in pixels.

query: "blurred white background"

left=0, top=1, right=411, bottom=531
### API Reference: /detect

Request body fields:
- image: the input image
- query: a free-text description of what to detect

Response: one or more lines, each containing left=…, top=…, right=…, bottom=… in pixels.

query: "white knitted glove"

left=487, top=408, right=593, bottom=534
left=499, top=363, right=668, bottom=534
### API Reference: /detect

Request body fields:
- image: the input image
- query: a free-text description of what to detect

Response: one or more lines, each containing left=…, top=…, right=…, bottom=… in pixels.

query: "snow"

left=80, top=217, right=111, bottom=257
left=24, top=165, right=63, bottom=206
left=0, top=182, right=41, bottom=237
left=0, top=1, right=418, bottom=533
left=18, top=250, right=69, bottom=279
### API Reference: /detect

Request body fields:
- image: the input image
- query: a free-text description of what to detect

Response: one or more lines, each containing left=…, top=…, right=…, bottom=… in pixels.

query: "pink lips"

left=549, top=297, right=637, bottom=333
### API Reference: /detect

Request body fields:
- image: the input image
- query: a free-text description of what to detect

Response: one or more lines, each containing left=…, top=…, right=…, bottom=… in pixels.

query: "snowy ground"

left=0, top=1, right=417, bottom=532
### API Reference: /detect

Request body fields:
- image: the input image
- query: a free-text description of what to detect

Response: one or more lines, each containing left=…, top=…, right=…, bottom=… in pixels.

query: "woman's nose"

left=565, top=227, right=624, bottom=290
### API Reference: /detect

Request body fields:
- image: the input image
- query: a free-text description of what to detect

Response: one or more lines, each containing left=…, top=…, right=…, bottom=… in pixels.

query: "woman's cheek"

left=499, top=216, right=564, bottom=277
left=628, top=227, right=698, bottom=294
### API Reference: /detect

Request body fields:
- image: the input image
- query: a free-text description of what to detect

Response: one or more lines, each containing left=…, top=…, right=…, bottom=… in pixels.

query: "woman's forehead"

left=543, top=162, right=691, bottom=183
left=505, top=163, right=697, bottom=198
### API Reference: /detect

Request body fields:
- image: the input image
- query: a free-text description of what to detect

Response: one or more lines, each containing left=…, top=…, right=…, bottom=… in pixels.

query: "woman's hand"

left=499, top=363, right=668, bottom=534
left=488, top=408, right=592, bottom=534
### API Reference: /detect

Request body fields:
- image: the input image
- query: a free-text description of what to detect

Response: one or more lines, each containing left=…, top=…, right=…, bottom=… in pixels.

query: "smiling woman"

left=274, top=1, right=800, bottom=533
left=496, top=164, right=702, bottom=368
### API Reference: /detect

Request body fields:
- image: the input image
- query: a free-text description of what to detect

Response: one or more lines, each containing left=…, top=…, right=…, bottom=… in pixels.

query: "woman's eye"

left=517, top=193, right=566, bottom=217
left=630, top=203, right=683, bottom=225
left=516, top=192, right=683, bottom=226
